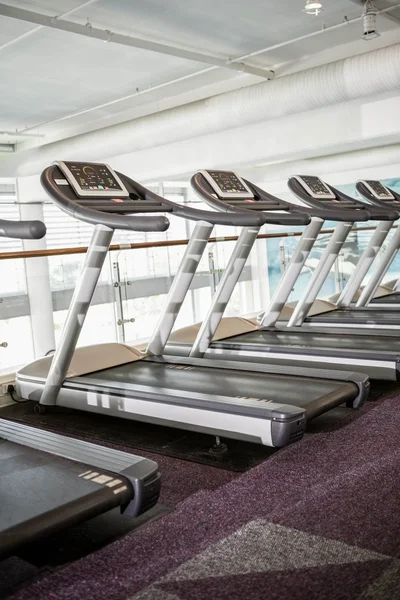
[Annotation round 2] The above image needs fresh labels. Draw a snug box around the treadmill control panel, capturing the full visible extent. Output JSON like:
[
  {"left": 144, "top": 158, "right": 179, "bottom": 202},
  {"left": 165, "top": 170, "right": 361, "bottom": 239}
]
[
  {"left": 56, "top": 161, "right": 129, "bottom": 198},
  {"left": 200, "top": 170, "right": 254, "bottom": 199},
  {"left": 293, "top": 176, "right": 336, "bottom": 200},
  {"left": 359, "top": 180, "right": 395, "bottom": 201}
]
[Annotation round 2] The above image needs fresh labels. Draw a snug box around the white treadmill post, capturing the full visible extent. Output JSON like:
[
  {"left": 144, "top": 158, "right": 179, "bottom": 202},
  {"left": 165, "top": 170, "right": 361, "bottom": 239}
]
[
  {"left": 147, "top": 221, "right": 214, "bottom": 356},
  {"left": 336, "top": 220, "right": 395, "bottom": 307},
  {"left": 40, "top": 225, "right": 114, "bottom": 406},
  {"left": 189, "top": 226, "right": 261, "bottom": 358},
  {"left": 287, "top": 221, "right": 353, "bottom": 327},
  {"left": 260, "top": 218, "right": 324, "bottom": 328},
  {"left": 356, "top": 226, "right": 400, "bottom": 307}
]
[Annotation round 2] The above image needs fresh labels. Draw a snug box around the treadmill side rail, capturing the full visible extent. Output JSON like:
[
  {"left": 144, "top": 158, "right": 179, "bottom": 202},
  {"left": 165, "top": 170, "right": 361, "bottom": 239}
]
[
  {"left": 16, "top": 374, "right": 307, "bottom": 448},
  {"left": 0, "top": 419, "right": 160, "bottom": 517}
]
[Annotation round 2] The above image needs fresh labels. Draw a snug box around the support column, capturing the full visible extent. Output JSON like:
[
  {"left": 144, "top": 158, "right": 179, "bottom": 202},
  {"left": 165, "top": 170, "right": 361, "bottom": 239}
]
[{"left": 17, "top": 178, "right": 55, "bottom": 358}]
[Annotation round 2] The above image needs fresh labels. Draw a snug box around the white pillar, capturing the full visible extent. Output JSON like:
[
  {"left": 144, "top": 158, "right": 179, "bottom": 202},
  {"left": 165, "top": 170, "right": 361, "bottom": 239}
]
[
  {"left": 249, "top": 234, "right": 270, "bottom": 314},
  {"left": 17, "top": 177, "right": 55, "bottom": 358}
]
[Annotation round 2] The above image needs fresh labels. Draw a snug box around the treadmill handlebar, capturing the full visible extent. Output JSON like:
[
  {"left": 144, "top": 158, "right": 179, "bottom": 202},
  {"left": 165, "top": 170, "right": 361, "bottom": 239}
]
[
  {"left": 362, "top": 206, "right": 399, "bottom": 221},
  {"left": 73, "top": 203, "right": 170, "bottom": 232},
  {"left": 191, "top": 173, "right": 311, "bottom": 226},
  {"left": 0, "top": 218, "right": 46, "bottom": 240},
  {"left": 328, "top": 183, "right": 398, "bottom": 222},
  {"left": 243, "top": 180, "right": 309, "bottom": 225},
  {"left": 41, "top": 167, "right": 170, "bottom": 232},
  {"left": 287, "top": 179, "right": 370, "bottom": 222},
  {"left": 356, "top": 181, "right": 400, "bottom": 218},
  {"left": 131, "top": 175, "right": 266, "bottom": 227}
]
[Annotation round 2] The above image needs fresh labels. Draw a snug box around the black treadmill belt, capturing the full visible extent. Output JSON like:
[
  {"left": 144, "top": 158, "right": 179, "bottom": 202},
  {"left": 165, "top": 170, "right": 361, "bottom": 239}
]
[
  {"left": 215, "top": 329, "right": 400, "bottom": 357},
  {"left": 371, "top": 293, "right": 400, "bottom": 305},
  {"left": 86, "top": 359, "right": 358, "bottom": 411},
  {"left": 307, "top": 309, "right": 400, "bottom": 325},
  {"left": 0, "top": 441, "right": 131, "bottom": 559}
]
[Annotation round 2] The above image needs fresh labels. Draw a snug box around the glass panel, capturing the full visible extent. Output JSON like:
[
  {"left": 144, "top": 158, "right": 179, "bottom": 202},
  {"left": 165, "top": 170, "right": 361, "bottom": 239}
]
[
  {"left": 1, "top": 203, "right": 399, "bottom": 375},
  {"left": 0, "top": 256, "right": 34, "bottom": 372},
  {"left": 48, "top": 253, "right": 117, "bottom": 347}
]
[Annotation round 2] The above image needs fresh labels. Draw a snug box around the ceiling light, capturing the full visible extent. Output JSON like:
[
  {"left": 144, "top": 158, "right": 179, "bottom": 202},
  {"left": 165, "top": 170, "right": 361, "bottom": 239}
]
[
  {"left": 303, "top": 1, "right": 323, "bottom": 15},
  {"left": 362, "top": 1, "right": 380, "bottom": 40}
]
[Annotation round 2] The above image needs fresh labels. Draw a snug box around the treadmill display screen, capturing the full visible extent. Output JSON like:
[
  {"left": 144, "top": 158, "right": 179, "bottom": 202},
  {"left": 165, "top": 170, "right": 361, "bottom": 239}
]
[
  {"left": 201, "top": 170, "right": 254, "bottom": 199},
  {"left": 294, "top": 175, "right": 336, "bottom": 200},
  {"left": 361, "top": 180, "right": 395, "bottom": 201},
  {"left": 56, "top": 161, "right": 128, "bottom": 198}
]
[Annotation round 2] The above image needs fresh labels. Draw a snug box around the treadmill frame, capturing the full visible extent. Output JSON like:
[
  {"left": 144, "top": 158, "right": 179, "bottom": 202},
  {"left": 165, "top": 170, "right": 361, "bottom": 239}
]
[
  {"left": 163, "top": 177, "right": 400, "bottom": 379},
  {"left": 15, "top": 167, "right": 372, "bottom": 450}
]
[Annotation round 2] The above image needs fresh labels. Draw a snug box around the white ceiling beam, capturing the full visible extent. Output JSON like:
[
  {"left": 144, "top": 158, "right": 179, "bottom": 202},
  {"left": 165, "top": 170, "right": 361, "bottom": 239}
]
[
  {"left": 348, "top": 0, "right": 400, "bottom": 26},
  {"left": 229, "top": 2, "right": 400, "bottom": 63},
  {"left": 0, "top": 3, "right": 274, "bottom": 79},
  {"left": 0, "top": 0, "right": 99, "bottom": 53}
]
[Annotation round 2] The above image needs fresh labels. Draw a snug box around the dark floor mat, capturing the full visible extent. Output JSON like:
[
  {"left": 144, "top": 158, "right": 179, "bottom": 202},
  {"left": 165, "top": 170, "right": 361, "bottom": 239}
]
[
  {"left": 0, "top": 394, "right": 367, "bottom": 473},
  {"left": 0, "top": 557, "right": 38, "bottom": 599},
  {"left": 0, "top": 503, "right": 168, "bottom": 598},
  {"left": 1, "top": 401, "right": 276, "bottom": 472}
]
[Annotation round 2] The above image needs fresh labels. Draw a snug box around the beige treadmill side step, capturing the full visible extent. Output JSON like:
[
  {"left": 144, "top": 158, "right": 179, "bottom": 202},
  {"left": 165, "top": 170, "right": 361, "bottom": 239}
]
[
  {"left": 374, "top": 282, "right": 397, "bottom": 297},
  {"left": 169, "top": 317, "right": 259, "bottom": 344},
  {"left": 329, "top": 283, "right": 395, "bottom": 304},
  {"left": 279, "top": 299, "right": 335, "bottom": 321},
  {"left": 329, "top": 291, "right": 361, "bottom": 304},
  {"left": 19, "top": 343, "right": 147, "bottom": 379}
]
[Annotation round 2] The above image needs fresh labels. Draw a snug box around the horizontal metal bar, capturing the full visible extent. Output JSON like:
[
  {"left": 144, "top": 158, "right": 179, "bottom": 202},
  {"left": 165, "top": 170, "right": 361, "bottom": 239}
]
[
  {"left": 0, "top": 225, "right": 385, "bottom": 261},
  {"left": 0, "top": 267, "right": 254, "bottom": 319},
  {"left": 229, "top": 3, "right": 400, "bottom": 63},
  {"left": 0, "top": 3, "right": 273, "bottom": 79}
]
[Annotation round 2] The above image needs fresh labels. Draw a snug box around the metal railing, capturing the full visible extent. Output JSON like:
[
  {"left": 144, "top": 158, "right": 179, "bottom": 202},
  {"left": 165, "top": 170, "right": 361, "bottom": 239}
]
[
  {"left": 1, "top": 224, "right": 399, "bottom": 373},
  {"left": 0, "top": 225, "right": 384, "bottom": 261}
]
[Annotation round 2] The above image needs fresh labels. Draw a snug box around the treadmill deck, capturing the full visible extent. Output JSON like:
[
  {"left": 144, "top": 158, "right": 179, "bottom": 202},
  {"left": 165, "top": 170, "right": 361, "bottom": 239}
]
[
  {"left": 306, "top": 308, "right": 400, "bottom": 325},
  {"left": 370, "top": 293, "right": 400, "bottom": 305},
  {"left": 76, "top": 358, "right": 359, "bottom": 415},
  {"left": 212, "top": 329, "right": 400, "bottom": 360}
]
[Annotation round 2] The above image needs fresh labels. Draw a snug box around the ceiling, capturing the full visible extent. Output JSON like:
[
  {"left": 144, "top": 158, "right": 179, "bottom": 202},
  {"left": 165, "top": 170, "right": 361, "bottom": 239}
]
[{"left": 0, "top": 0, "right": 399, "bottom": 150}]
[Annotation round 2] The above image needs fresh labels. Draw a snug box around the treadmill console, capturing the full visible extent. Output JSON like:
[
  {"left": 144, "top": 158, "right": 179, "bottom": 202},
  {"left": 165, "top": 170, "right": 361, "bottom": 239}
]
[
  {"left": 200, "top": 170, "right": 254, "bottom": 200},
  {"left": 44, "top": 161, "right": 169, "bottom": 217},
  {"left": 195, "top": 169, "right": 299, "bottom": 213},
  {"left": 56, "top": 161, "right": 129, "bottom": 198},
  {"left": 358, "top": 180, "right": 395, "bottom": 201},
  {"left": 293, "top": 176, "right": 336, "bottom": 200}
]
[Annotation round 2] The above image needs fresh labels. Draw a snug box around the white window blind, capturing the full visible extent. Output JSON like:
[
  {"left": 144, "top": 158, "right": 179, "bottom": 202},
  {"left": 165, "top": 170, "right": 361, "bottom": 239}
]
[
  {"left": 0, "top": 204, "right": 22, "bottom": 252},
  {"left": 43, "top": 203, "right": 154, "bottom": 248},
  {"left": 43, "top": 204, "right": 94, "bottom": 249},
  {"left": 43, "top": 189, "right": 189, "bottom": 248}
]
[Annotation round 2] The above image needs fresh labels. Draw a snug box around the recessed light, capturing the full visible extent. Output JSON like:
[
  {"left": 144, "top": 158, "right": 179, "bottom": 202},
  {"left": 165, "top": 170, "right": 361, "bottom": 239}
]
[{"left": 303, "top": 1, "right": 323, "bottom": 15}]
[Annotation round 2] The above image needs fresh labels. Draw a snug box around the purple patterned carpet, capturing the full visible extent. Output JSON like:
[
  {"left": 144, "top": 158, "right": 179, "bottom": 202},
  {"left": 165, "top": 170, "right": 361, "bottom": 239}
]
[{"left": 6, "top": 383, "right": 400, "bottom": 600}]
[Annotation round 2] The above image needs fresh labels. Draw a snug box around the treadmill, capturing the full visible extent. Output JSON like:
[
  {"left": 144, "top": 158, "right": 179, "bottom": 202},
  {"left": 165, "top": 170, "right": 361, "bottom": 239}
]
[
  {"left": 344, "top": 179, "right": 400, "bottom": 308},
  {"left": 16, "top": 161, "right": 370, "bottom": 449},
  {"left": 280, "top": 176, "right": 400, "bottom": 330},
  {"left": 166, "top": 169, "right": 400, "bottom": 380},
  {"left": 0, "top": 216, "right": 161, "bottom": 560}
]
